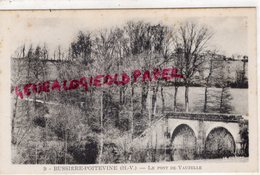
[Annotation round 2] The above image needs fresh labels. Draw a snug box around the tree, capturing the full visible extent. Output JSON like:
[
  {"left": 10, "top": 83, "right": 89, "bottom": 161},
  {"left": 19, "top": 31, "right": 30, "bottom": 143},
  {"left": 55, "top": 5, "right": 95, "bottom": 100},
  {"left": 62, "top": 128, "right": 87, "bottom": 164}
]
[
  {"left": 201, "top": 50, "right": 221, "bottom": 113},
  {"left": 126, "top": 21, "right": 173, "bottom": 115},
  {"left": 234, "top": 56, "right": 248, "bottom": 88},
  {"left": 172, "top": 46, "right": 185, "bottom": 111},
  {"left": 175, "top": 22, "right": 212, "bottom": 112},
  {"left": 71, "top": 31, "right": 92, "bottom": 64},
  {"left": 239, "top": 120, "right": 249, "bottom": 157},
  {"left": 214, "top": 61, "right": 234, "bottom": 113},
  {"left": 92, "top": 29, "right": 121, "bottom": 163}
]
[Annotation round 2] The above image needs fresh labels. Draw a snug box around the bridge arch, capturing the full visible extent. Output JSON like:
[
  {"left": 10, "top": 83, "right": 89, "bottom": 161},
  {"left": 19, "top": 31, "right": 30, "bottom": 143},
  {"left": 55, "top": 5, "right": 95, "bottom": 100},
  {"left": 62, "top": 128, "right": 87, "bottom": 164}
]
[
  {"left": 204, "top": 122, "right": 240, "bottom": 143},
  {"left": 170, "top": 124, "right": 197, "bottom": 160},
  {"left": 204, "top": 127, "right": 236, "bottom": 158},
  {"left": 168, "top": 119, "right": 199, "bottom": 139}
]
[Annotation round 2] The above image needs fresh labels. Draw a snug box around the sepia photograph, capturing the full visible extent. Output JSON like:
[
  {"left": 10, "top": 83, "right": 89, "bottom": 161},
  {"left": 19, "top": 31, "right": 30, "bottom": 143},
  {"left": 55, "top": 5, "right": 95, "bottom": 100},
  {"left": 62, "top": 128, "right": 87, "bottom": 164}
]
[{"left": 0, "top": 8, "right": 258, "bottom": 173}]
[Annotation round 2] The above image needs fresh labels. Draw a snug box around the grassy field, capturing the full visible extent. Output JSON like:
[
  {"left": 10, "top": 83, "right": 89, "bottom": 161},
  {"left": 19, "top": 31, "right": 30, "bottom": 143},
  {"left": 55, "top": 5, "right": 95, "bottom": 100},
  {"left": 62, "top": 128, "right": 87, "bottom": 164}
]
[{"left": 146, "top": 86, "right": 248, "bottom": 116}]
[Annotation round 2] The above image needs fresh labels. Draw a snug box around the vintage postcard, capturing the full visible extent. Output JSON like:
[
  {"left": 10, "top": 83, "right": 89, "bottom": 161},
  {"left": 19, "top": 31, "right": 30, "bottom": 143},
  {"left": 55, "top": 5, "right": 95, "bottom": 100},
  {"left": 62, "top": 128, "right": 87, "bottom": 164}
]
[{"left": 0, "top": 8, "right": 258, "bottom": 174}]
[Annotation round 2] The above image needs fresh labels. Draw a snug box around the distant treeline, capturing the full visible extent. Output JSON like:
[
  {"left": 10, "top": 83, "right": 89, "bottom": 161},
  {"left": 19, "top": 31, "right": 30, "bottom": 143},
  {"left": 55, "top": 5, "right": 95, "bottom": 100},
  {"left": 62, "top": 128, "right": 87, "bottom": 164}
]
[{"left": 165, "top": 80, "right": 248, "bottom": 89}]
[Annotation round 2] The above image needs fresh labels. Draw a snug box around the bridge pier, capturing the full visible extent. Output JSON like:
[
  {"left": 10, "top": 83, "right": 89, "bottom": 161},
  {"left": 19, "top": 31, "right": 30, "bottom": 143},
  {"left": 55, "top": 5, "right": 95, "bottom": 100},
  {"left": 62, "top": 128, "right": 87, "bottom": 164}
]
[{"left": 196, "top": 120, "right": 206, "bottom": 157}]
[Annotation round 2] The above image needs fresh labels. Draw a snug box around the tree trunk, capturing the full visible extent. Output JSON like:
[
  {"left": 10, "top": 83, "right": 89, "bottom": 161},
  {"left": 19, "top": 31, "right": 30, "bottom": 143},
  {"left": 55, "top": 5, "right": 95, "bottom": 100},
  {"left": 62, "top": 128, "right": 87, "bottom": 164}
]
[
  {"left": 164, "top": 116, "right": 169, "bottom": 161},
  {"left": 64, "top": 128, "right": 67, "bottom": 164},
  {"left": 130, "top": 85, "right": 134, "bottom": 141},
  {"left": 161, "top": 86, "right": 165, "bottom": 114},
  {"left": 185, "top": 85, "right": 189, "bottom": 112},
  {"left": 44, "top": 115, "right": 48, "bottom": 164},
  {"left": 204, "top": 59, "right": 213, "bottom": 113},
  {"left": 151, "top": 82, "right": 159, "bottom": 120},
  {"left": 42, "top": 62, "right": 48, "bottom": 164},
  {"left": 220, "top": 87, "right": 224, "bottom": 113},
  {"left": 203, "top": 87, "right": 208, "bottom": 112},
  {"left": 122, "top": 87, "right": 126, "bottom": 104},
  {"left": 141, "top": 83, "right": 149, "bottom": 114},
  {"left": 119, "top": 87, "right": 123, "bottom": 105},
  {"left": 12, "top": 95, "right": 18, "bottom": 145},
  {"left": 173, "top": 86, "right": 178, "bottom": 112},
  {"left": 153, "top": 132, "right": 158, "bottom": 162},
  {"left": 98, "top": 91, "right": 104, "bottom": 164}
]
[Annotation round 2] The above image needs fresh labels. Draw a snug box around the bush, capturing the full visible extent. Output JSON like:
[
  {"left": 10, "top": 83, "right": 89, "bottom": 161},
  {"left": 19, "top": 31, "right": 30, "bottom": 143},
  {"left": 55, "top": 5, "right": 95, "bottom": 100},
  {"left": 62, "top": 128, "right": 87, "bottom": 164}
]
[
  {"left": 68, "top": 136, "right": 99, "bottom": 164},
  {"left": 102, "top": 142, "right": 121, "bottom": 163}
]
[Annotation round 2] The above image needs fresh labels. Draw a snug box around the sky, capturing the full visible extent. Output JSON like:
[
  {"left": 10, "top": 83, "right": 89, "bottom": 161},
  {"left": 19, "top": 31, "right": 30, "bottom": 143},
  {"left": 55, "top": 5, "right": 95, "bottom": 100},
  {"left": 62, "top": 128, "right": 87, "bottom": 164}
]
[{"left": 4, "top": 10, "right": 248, "bottom": 57}]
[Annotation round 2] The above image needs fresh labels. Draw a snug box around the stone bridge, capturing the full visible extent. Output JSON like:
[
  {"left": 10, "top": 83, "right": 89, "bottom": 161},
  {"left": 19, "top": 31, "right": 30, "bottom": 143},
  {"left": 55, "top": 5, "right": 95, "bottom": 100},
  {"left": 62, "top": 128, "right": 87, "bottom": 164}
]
[{"left": 132, "top": 112, "right": 247, "bottom": 161}]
